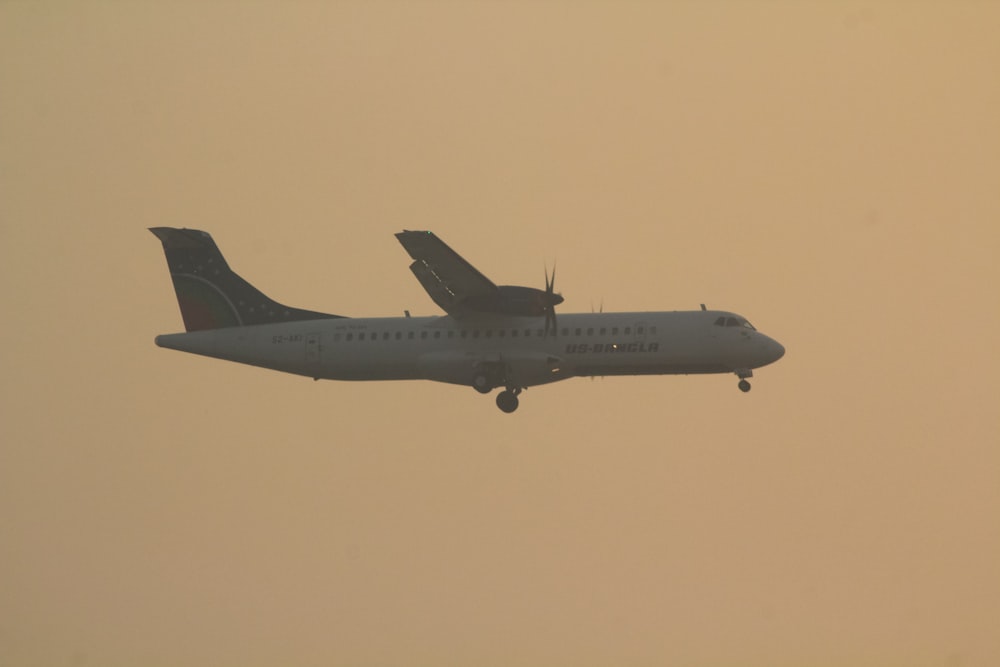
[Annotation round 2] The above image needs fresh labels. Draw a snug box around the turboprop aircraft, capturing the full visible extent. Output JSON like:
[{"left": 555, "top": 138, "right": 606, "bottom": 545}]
[{"left": 150, "top": 228, "right": 785, "bottom": 413}]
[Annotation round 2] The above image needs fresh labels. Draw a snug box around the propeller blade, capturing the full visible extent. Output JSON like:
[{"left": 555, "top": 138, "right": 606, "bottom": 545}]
[{"left": 543, "top": 263, "right": 559, "bottom": 337}]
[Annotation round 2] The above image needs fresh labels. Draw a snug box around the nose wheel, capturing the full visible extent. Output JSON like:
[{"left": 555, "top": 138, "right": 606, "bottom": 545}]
[
  {"left": 496, "top": 387, "right": 522, "bottom": 413},
  {"left": 735, "top": 369, "right": 753, "bottom": 393}
]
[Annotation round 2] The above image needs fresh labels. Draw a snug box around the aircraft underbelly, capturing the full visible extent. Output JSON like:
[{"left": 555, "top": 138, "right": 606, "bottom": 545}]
[{"left": 413, "top": 349, "right": 568, "bottom": 388}]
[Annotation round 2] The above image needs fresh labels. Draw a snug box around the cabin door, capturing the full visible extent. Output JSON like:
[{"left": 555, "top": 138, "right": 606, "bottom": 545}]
[{"left": 305, "top": 332, "right": 321, "bottom": 367}]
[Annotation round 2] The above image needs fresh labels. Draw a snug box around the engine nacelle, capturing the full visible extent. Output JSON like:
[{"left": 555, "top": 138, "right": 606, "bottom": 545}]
[{"left": 462, "top": 285, "right": 563, "bottom": 317}]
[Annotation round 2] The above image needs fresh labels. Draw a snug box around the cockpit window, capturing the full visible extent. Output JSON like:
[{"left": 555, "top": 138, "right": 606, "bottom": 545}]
[{"left": 715, "top": 315, "right": 756, "bottom": 330}]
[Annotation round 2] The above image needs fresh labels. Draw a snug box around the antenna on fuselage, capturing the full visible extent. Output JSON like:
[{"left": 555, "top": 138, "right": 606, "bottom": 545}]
[
  {"left": 404, "top": 310, "right": 411, "bottom": 318},
  {"left": 700, "top": 303, "right": 707, "bottom": 311}
]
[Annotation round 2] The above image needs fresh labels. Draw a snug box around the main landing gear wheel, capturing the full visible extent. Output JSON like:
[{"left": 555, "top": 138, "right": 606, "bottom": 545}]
[
  {"left": 496, "top": 388, "right": 521, "bottom": 413},
  {"left": 738, "top": 379, "right": 752, "bottom": 393},
  {"left": 472, "top": 372, "right": 493, "bottom": 394}
]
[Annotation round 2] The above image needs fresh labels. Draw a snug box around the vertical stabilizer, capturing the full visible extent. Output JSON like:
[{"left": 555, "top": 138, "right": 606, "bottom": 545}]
[{"left": 150, "top": 227, "right": 343, "bottom": 331}]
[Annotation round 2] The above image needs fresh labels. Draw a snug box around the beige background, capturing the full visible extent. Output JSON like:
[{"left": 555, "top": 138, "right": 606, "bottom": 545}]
[{"left": 2, "top": 2, "right": 998, "bottom": 666}]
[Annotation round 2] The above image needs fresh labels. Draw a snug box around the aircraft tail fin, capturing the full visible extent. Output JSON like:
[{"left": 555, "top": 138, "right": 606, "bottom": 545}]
[{"left": 150, "top": 227, "right": 344, "bottom": 331}]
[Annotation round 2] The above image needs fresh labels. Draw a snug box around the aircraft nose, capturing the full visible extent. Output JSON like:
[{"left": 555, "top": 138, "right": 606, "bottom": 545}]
[
  {"left": 754, "top": 335, "right": 785, "bottom": 366},
  {"left": 767, "top": 337, "right": 785, "bottom": 363}
]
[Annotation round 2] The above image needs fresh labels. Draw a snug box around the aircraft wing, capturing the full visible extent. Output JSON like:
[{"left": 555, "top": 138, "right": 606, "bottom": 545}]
[{"left": 395, "top": 230, "right": 498, "bottom": 315}]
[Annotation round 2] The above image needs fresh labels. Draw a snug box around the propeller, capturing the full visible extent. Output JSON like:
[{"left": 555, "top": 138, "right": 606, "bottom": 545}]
[{"left": 543, "top": 264, "right": 563, "bottom": 337}]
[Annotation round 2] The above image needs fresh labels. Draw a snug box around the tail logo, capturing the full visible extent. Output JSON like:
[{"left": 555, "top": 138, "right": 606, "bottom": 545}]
[
  {"left": 170, "top": 273, "right": 242, "bottom": 330},
  {"left": 151, "top": 227, "right": 343, "bottom": 332}
]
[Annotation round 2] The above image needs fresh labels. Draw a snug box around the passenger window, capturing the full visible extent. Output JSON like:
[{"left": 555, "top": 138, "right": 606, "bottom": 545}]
[
  {"left": 395, "top": 332, "right": 402, "bottom": 340},
  {"left": 498, "top": 330, "right": 505, "bottom": 337},
  {"left": 408, "top": 332, "right": 415, "bottom": 340},
  {"left": 460, "top": 330, "right": 468, "bottom": 339},
  {"left": 485, "top": 330, "right": 493, "bottom": 338},
  {"left": 434, "top": 331, "right": 441, "bottom": 339},
  {"left": 511, "top": 330, "right": 518, "bottom": 338},
  {"left": 473, "top": 330, "right": 480, "bottom": 338},
  {"left": 625, "top": 327, "right": 631, "bottom": 335},
  {"left": 334, "top": 333, "right": 342, "bottom": 342},
  {"left": 537, "top": 329, "right": 544, "bottom": 337},
  {"left": 359, "top": 333, "right": 365, "bottom": 341},
  {"left": 447, "top": 330, "right": 455, "bottom": 338},
  {"left": 523, "top": 329, "right": 531, "bottom": 337},
  {"left": 612, "top": 327, "right": 619, "bottom": 335},
  {"left": 383, "top": 332, "right": 390, "bottom": 340},
  {"left": 575, "top": 328, "right": 582, "bottom": 336},
  {"left": 346, "top": 333, "right": 354, "bottom": 341},
  {"left": 421, "top": 331, "right": 428, "bottom": 339},
  {"left": 587, "top": 328, "right": 594, "bottom": 336}
]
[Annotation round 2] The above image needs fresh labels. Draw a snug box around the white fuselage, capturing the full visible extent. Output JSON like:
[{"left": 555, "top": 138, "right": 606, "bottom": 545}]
[{"left": 155, "top": 309, "right": 785, "bottom": 389}]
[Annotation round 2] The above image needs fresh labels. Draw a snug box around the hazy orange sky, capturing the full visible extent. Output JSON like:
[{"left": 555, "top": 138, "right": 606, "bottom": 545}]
[{"left": 2, "top": 2, "right": 998, "bottom": 666}]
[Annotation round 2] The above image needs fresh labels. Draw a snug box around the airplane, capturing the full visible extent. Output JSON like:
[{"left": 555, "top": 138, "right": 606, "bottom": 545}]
[{"left": 150, "top": 228, "right": 785, "bottom": 413}]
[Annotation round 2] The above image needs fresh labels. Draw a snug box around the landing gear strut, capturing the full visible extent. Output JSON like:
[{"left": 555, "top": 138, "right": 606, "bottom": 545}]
[
  {"left": 736, "top": 369, "right": 753, "bottom": 393},
  {"left": 496, "top": 387, "right": 521, "bottom": 413},
  {"left": 472, "top": 363, "right": 523, "bottom": 412}
]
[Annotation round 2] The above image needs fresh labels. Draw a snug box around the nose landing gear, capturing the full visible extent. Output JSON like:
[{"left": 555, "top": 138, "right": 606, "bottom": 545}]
[{"left": 735, "top": 369, "right": 753, "bottom": 393}]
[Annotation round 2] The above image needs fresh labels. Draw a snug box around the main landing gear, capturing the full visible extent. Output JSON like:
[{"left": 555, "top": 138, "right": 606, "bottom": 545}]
[
  {"left": 471, "top": 376, "right": 522, "bottom": 413},
  {"left": 735, "top": 368, "right": 753, "bottom": 393},
  {"left": 472, "top": 365, "right": 524, "bottom": 413},
  {"left": 472, "top": 372, "right": 493, "bottom": 394},
  {"left": 495, "top": 387, "right": 521, "bottom": 413}
]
